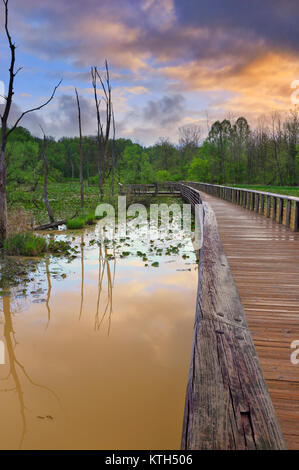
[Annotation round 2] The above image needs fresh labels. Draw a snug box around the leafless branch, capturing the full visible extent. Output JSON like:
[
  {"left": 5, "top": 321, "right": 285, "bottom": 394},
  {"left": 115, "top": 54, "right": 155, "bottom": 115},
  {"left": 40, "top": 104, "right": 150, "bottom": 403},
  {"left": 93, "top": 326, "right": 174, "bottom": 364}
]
[{"left": 6, "top": 79, "right": 62, "bottom": 138}]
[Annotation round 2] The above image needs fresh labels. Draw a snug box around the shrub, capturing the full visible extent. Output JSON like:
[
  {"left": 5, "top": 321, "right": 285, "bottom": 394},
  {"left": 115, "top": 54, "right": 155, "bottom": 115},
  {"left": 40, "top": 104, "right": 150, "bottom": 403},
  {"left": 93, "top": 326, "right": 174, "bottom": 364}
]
[
  {"left": 88, "top": 175, "right": 98, "bottom": 186},
  {"left": 4, "top": 233, "right": 47, "bottom": 256},
  {"left": 85, "top": 211, "right": 96, "bottom": 225},
  {"left": 66, "top": 217, "right": 85, "bottom": 229}
]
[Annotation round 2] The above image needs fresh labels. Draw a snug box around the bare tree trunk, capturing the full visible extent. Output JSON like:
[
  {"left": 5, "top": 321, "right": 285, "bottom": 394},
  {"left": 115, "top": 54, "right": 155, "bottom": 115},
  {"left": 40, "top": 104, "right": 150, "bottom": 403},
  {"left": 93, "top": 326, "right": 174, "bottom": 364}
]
[
  {"left": 91, "top": 67, "right": 103, "bottom": 199},
  {"left": 111, "top": 106, "right": 116, "bottom": 196},
  {"left": 75, "top": 88, "right": 84, "bottom": 208},
  {"left": 0, "top": 149, "right": 8, "bottom": 242},
  {"left": 40, "top": 130, "right": 54, "bottom": 223},
  {"left": 0, "top": 0, "right": 61, "bottom": 242},
  {"left": 91, "top": 61, "right": 113, "bottom": 200}
]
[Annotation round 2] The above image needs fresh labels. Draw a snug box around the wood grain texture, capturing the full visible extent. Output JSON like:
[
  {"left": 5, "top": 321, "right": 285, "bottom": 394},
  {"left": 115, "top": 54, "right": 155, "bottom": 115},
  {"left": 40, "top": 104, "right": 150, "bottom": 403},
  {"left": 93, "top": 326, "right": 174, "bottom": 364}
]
[
  {"left": 199, "top": 192, "right": 299, "bottom": 450},
  {"left": 189, "top": 182, "right": 299, "bottom": 232},
  {"left": 181, "top": 200, "right": 286, "bottom": 450}
]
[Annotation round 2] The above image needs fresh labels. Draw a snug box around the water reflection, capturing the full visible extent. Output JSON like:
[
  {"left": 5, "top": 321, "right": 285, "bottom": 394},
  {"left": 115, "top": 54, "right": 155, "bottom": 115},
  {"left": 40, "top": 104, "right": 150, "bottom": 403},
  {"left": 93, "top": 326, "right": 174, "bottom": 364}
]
[
  {"left": 94, "top": 244, "right": 115, "bottom": 335},
  {"left": 79, "top": 234, "right": 84, "bottom": 320},
  {"left": 0, "top": 225, "right": 197, "bottom": 449},
  {"left": 45, "top": 258, "right": 52, "bottom": 331},
  {"left": 1, "top": 292, "right": 61, "bottom": 449}
]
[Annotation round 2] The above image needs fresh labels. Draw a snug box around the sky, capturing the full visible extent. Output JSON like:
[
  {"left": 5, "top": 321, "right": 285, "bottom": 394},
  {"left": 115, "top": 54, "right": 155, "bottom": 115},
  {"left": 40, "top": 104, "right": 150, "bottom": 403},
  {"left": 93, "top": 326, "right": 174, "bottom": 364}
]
[{"left": 0, "top": 0, "right": 298, "bottom": 145}]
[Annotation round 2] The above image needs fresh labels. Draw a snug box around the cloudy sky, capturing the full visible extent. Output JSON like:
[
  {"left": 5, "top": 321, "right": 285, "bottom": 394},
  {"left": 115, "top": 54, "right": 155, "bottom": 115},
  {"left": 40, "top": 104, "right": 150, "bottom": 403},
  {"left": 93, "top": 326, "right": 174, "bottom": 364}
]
[{"left": 0, "top": 0, "right": 298, "bottom": 144}]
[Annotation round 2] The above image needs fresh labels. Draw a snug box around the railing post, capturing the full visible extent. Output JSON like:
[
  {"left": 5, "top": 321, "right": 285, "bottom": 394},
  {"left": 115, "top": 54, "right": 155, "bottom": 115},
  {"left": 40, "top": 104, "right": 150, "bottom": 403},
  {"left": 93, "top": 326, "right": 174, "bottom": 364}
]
[
  {"left": 294, "top": 201, "right": 299, "bottom": 232},
  {"left": 251, "top": 193, "right": 255, "bottom": 211},
  {"left": 266, "top": 196, "right": 271, "bottom": 218},
  {"left": 247, "top": 192, "right": 251, "bottom": 209},
  {"left": 256, "top": 194, "right": 260, "bottom": 213},
  {"left": 187, "top": 183, "right": 298, "bottom": 232},
  {"left": 278, "top": 198, "right": 283, "bottom": 225},
  {"left": 260, "top": 194, "right": 265, "bottom": 215},
  {"left": 286, "top": 200, "right": 291, "bottom": 228},
  {"left": 272, "top": 197, "right": 277, "bottom": 222}
]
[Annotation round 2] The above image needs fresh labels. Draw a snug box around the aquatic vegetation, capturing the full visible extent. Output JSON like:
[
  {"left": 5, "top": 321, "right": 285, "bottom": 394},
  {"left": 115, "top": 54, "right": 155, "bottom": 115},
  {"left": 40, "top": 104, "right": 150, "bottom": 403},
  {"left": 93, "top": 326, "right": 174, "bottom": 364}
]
[
  {"left": 122, "top": 251, "right": 130, "bottom": 257},
  {"left": 4, "top": 232, "right": 47, "bottom": 257},
  {"left": 3, "top": 233, "right": 72, "bottom": 258},
  {"left": 48, "top": 239, "right": 71, "bottom": 254},
  {"left": 0, "top": 257, "right": 39, "bottom": 288},
  {"left": 66, "top": 217, "right": 85, "bottom": 229},
  {"left": 85, "top": 212, "right": 96, "bottom": 225}
]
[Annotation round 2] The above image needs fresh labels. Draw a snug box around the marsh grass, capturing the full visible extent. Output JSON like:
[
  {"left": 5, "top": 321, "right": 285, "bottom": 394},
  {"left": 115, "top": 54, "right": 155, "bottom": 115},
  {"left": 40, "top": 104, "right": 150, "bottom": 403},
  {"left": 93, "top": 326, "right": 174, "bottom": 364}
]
[
  {"left": 3, "top": 233, "right": 71, "bottom": 257},
  {"left": 66, "top": 217, "right": 86, "bottom": 230},
  {"left": 4, "top": 233, "right": 47, "bottom": 257},
  {"left": 84, "top": 212, "right": 96, "bottom": 225}
]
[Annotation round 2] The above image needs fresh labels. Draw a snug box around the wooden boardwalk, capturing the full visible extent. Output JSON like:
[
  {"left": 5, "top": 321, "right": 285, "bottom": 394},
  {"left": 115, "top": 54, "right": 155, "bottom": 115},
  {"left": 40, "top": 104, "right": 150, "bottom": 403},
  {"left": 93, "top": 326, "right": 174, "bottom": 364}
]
[{"left": 200, "top": 191, "right": 299, "bottom": 450}]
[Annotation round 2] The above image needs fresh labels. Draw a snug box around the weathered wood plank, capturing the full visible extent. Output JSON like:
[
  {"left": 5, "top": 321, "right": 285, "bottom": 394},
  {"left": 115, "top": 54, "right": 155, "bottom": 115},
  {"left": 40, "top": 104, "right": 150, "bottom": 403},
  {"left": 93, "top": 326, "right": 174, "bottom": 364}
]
[
  {"left": 199, "top": 192, "right": 299, "bottom": 450},
  {"left": 189, "top": 182, "right": 299, "bottom": 231},
  {"left": 181, "top": 201, "right": 286, "bottom": 450}
]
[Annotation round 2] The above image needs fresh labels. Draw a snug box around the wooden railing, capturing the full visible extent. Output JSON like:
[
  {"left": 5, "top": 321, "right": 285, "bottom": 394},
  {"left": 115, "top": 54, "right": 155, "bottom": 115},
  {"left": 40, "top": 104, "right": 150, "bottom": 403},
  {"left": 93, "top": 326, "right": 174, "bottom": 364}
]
[
  {"left": 118, "top": 182, "right": 180, "bottom": 195},
  {"left": 121, "top": 182, "right": 287, "bottom": 449},
  {"left": 187, "top": 182, "right": 299, "bottom": 232}
]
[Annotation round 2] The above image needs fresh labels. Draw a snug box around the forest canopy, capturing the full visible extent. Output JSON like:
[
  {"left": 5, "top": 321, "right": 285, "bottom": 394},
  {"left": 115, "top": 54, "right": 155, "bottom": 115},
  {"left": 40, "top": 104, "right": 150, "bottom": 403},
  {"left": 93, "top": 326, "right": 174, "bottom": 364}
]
[{"left": 3, "top": 111, "right": 298, "bottom": 191}]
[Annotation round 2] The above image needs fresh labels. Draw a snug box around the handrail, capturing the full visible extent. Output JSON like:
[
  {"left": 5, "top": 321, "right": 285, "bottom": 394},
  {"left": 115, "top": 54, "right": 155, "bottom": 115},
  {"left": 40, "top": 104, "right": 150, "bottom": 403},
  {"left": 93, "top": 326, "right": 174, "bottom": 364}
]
[
  {"left": 121, "top": 182, "right": 286, "bottom": 449},
  {"left": 187, "top": 182, "right": 299, "bottom": 232},
  {"left": 188, "top": 182, "right": 299, "bottom": 202},
  {"left": 118, "top": 182, "right": 180, "bottom": 195}
]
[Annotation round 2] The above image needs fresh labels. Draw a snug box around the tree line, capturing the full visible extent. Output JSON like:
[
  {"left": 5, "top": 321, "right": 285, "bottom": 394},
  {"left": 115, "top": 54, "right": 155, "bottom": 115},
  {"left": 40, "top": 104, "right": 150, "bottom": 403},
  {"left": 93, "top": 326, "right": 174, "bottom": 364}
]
[
  {"left": 5, "top": 110, "right": 298, "bottom": 191},
  {"left": 0, "top": 0, "right": 298, "bottom": 243}
]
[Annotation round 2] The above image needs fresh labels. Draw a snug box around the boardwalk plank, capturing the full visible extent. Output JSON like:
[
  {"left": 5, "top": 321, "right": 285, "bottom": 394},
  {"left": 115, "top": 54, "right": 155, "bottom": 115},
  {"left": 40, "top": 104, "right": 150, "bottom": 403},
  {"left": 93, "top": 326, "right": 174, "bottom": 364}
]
[
  {"left": 181, "top": 201, "right": 285, "bottom": 450},
  {"left": 200, "top": 192, "right": 299, "bottom": 450}
]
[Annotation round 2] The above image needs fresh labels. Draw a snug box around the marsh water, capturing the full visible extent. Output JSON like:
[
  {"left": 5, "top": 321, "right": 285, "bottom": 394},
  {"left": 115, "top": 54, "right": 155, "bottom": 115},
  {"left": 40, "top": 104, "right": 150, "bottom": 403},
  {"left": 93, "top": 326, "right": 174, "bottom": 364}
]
[{"left": 0, "top": 222, "right": 197, "bottom": 450}]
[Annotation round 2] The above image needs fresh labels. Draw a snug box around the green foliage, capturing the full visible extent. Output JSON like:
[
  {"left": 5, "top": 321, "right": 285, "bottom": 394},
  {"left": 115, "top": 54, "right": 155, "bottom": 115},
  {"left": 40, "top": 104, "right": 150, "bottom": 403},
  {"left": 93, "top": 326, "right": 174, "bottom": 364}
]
[
  {"left": 121, "top": 144, "right": 155, "bottom": 184},
  {"left": 48, "top": 239, "right": 71, "bottom": 254},
  {"left": 188, "top": 157, "right": 210, "bottom": 182},
  {"left": 88, "top": 175, "right": 98, "bottom": 185},
  {"left": 85, "top": 211, "right": 96, "bottom": 225},
  {"left": 4, "top": 114, "right": 299, "bottom": 232},
  {"left": 151, "top": 262, "right": 159, "bottom": 267},
  {"left": 66, "top": 217, "right": 85, "bottom": 229},
  {"left": 156, "top": 170, "right": 171, "bottom": 182},
  {"left": 4, "top": 232, "right": 47, "bottom": 256}
]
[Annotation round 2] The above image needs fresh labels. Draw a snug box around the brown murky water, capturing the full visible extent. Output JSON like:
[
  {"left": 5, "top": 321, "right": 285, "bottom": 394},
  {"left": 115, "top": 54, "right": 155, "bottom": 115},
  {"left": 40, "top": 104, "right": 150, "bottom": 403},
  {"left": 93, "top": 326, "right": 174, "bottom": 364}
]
[{"left": 0, "top": 224, "right": 197, "bottom": 449}]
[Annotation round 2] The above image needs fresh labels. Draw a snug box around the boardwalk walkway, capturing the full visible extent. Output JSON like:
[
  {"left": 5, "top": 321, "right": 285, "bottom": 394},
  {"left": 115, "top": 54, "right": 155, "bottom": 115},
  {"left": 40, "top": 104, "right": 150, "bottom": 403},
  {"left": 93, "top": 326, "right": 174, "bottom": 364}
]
[{"left": 200, "top": 191, "right": 299, "bottom": 449}]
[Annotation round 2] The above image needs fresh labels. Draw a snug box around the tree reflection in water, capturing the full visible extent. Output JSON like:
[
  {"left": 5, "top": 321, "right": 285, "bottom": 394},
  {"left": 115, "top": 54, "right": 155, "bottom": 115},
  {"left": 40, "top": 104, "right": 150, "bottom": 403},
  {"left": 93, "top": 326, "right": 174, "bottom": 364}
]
[
  {"left": 0, "top": 292, "right": 61, "bottom": 449},
  {"left": 94, "top": 243, "right": 115, "bottom": 335}
]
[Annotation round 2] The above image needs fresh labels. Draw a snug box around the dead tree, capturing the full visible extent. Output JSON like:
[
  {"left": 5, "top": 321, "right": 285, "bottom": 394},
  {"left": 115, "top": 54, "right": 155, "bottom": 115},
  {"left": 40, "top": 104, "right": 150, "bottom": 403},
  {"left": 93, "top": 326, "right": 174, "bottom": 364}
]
[
  {"left": 39, "top": 126, "right": 54, "bottom": 224},
  {"left": 0, "top": 0, "right": 61, "bottom": 241},
  {"left": 111, "top": 105, "right": 116, "bottom": 195},
  {"left": 91, "top": 66, "right": 103, "bottom": 198},
  {"left": 75, "top": 88, "right": 84, "bottom": 208},
  {"left": 91, "top": 60, "right": 113, "bottom": 199}
]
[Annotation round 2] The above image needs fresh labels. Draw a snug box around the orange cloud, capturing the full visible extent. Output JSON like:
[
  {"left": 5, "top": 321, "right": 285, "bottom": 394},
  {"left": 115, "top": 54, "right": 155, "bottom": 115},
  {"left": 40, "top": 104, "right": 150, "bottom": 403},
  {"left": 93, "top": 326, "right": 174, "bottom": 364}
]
[{"left": 160, "top": 52, "right": 299, "bottom": 116}]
